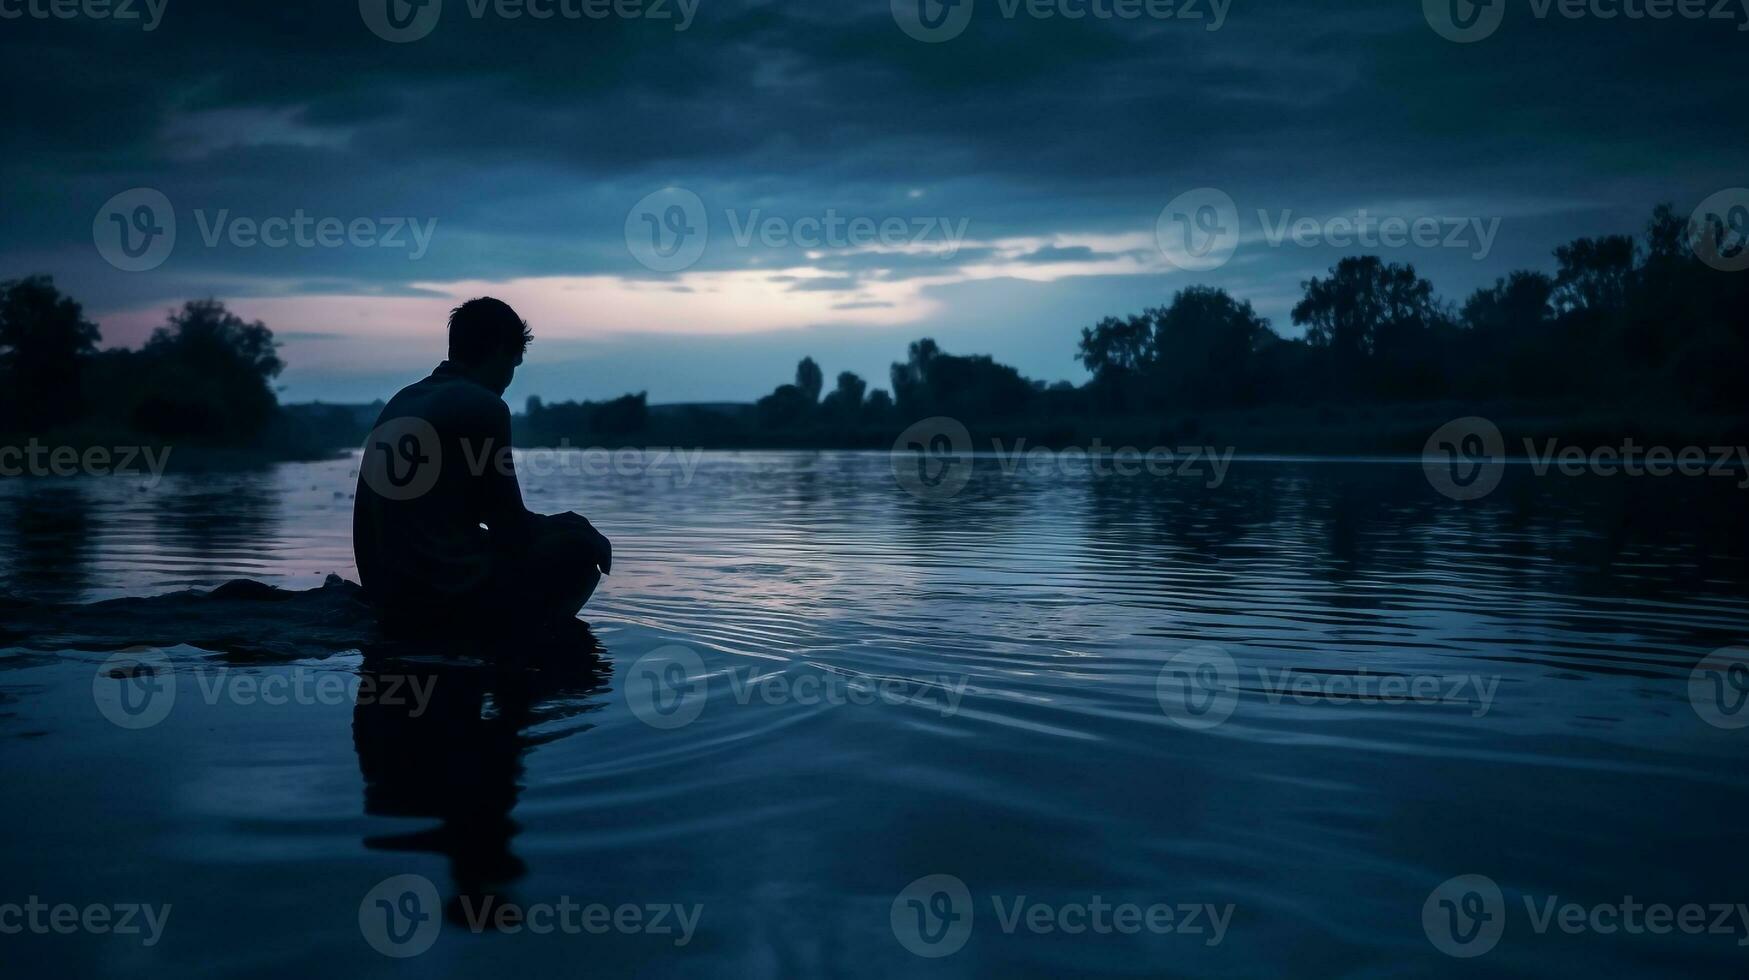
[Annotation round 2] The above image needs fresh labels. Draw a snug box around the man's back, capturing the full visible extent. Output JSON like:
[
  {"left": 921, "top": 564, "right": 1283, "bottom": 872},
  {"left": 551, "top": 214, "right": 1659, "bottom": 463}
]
[{"left": 353, "top": 363, "right": 530, "bottom": 612}]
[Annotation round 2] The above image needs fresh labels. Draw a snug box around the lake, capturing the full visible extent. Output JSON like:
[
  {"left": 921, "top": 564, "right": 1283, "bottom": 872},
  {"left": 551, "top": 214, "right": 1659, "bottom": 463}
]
[{"left": 2, "top": 451, "right": 1747, "bottom": 977}]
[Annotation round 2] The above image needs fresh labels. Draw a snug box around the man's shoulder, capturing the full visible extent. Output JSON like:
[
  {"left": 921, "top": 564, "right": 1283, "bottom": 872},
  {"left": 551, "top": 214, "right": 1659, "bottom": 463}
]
[
  {"left": 381, "top": 371, "right": 507, "bottom": 423},
  {"left": 368, "top": 374, "right": 508, "bottom": 449}
]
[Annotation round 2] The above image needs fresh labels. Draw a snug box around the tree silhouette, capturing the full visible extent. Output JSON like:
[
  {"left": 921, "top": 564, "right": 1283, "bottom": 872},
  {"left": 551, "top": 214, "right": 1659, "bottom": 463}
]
[
  {"left": 1293, "top": 257, "right": 1450, "bottom": 398},
  {"left": 891, "top": 338, "right": 1033, "bottom": 418},
  {"left": 1077, "top": 311, "right": 1154, "bottom": 377},
  {"left": 128, "top": 300, "right": 285, "bottom": 439},
  {"left": 756, "top": 357, "right": 823, "bottom": 428},
  {"left": 0, "top": 275, "right": 101, "bottom": 431},
  {"left": 795, "top": 356, "right": 824, "bottom": 403},
  {"left": 1293, "top": 257, "right": 1442, "bottom": 360},
  {"left": 820, "top": 371, "right": 866, "bottom": 419},
  {"left": 1078, "top": 286, "right": 1275, "bottom": 410},
  {"left": 1458, "top": 271, "right": 1556, "bottom": 397},
  {"left": 1552, "top": 235, "right": 1635, "bottom": 314}
]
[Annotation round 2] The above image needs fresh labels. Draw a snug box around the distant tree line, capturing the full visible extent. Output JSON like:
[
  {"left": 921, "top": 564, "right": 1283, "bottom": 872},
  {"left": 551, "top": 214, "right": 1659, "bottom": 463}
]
[
  {"left": 522, "top": 392, "right": 650, "bottom": 442},
  {"left": 1070, "top": 205, "right": 1745, "bottom": 416},
  {"left": 5, "top": 204, "right": 1742, "bottom": 456},
  {"left": 702, "top": 203, "right": 1745, "bottom": 446},
  {"left": 0, "top": 277, "right": 288, "bottom": 446}
]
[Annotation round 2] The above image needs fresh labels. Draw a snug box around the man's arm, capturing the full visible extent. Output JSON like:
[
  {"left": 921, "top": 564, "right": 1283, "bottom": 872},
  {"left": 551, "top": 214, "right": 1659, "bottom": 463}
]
[
  {"left": 478, "top": 400, "right": 536, "bottom": 550},
  {"left": 475, "top": 398, "right": 611, "bottom": 573},
  {"left": 550, "top": 511, "right": 612, "bottom": 575}
]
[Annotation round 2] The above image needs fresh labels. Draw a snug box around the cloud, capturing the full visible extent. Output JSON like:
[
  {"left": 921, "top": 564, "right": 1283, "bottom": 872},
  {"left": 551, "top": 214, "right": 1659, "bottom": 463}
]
[{"left": 3, "top": 0, "right": 1736, "bottom": 402}]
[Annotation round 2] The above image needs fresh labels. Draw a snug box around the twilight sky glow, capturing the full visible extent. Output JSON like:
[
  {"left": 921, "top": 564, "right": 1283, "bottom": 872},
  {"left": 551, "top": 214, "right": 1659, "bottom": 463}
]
[{"left": 3, "top": 0, "right": 1742, "bottom": 405}]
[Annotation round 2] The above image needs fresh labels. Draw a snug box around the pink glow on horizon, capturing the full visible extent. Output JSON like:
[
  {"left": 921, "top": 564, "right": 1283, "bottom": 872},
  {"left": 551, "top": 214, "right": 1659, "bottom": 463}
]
[{"left": 94, "top": 270, "right": 955, "bottom": 373}]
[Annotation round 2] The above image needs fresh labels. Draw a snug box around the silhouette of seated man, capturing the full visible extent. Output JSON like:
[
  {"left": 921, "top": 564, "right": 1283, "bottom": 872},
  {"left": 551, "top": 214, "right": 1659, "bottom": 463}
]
[{"left": 353, "top": 297, "right": 610, "bottom": 636}]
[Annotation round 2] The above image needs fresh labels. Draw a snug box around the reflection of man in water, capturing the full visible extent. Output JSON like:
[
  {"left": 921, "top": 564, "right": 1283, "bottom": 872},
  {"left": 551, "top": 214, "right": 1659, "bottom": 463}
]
[
  {"left": 352, "top": 650, "right": 609, "bottom": 921},
  {"left": 353, "top": 297, "right": 611, "bottom": 634},
  {"left": 354, "top": 663, "right": 527, "bottom": 899}
]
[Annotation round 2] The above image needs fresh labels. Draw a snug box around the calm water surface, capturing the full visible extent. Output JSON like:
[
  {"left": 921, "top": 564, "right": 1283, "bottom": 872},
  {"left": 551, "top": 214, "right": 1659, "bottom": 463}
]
[{"left": 2, "top": 452, "right": 1747, "bottom": 977}]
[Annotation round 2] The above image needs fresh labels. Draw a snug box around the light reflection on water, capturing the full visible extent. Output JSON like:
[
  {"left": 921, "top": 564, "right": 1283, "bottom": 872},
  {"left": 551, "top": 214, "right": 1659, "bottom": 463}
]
[{"left": 1, "top": 451, "right": 1747, "bottom": 978}]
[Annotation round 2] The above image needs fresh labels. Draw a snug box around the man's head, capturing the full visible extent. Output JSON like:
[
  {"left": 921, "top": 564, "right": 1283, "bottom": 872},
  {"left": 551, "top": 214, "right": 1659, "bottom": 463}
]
[{"left": 448, "top": 297, "right": 531, "bottom": 395}]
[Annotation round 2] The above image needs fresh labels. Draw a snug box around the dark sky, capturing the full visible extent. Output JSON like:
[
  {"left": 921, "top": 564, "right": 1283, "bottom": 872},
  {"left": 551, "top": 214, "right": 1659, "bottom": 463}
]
[{"left": 2, "top": 0, "right": 1742, "bottom": 404}]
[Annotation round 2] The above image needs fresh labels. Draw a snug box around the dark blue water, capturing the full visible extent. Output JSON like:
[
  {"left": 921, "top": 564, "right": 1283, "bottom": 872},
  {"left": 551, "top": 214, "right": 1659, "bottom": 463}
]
[{"left": 2, "top": 452, "right": 1747, "bottom": 977}]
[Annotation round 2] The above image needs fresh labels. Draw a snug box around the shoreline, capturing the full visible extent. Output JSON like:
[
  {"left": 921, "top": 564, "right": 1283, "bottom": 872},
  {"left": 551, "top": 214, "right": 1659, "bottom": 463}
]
[{"left": 8, "top": 406, "right": 1748, "bottom": 478}]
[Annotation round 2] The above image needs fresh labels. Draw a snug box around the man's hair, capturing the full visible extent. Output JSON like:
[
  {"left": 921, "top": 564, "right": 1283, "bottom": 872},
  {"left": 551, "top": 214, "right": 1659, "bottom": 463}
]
[{"left": 448, "top": 297, "right": 532, "bottom": 363}]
